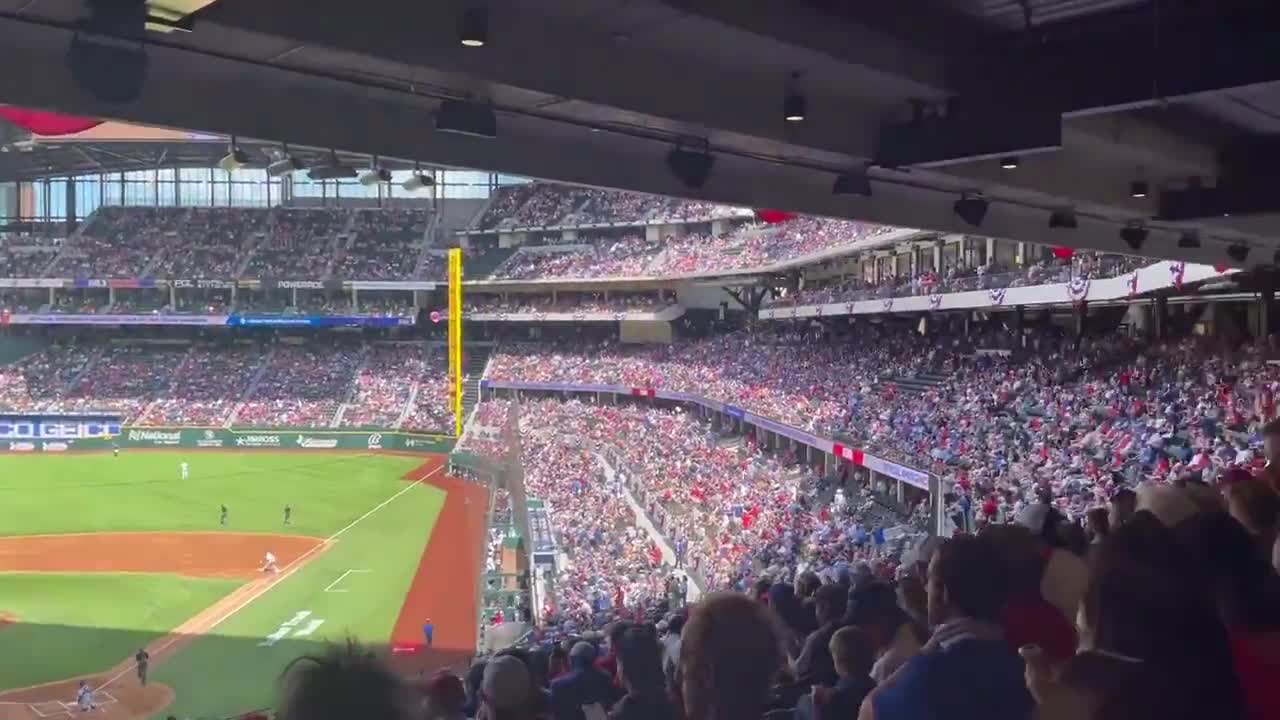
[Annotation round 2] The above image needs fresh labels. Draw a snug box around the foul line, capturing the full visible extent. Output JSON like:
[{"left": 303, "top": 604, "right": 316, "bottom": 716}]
[
  {"left": 323, "top": 569, "right": 372, "bottom": 593},
  {"left": 96, "top": 467, "right": 442, "bottom": 691}
]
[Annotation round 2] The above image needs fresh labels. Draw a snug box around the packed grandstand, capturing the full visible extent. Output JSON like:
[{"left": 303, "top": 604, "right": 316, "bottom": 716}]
[{"left": 3, "top": 178, "right": 1279, "bottom": 720}]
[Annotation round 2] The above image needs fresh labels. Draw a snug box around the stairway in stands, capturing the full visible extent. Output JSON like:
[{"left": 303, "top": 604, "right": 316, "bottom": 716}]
[
  {"left": 889, "top": 371, "right": 949, "bottom": 396},
  {"left": 461, "top": 345, "right": 493, "bottom": 419}
]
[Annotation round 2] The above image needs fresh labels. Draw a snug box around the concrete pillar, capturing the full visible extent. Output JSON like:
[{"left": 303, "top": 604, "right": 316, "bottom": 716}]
[
  {"left": 291, "top": 287, "right": 298, "bottom": 307},
  {"left": 169, "top": 285, "right": 176, "bottom": 310},
  {"left": 108, "top": 287, "right": 116, "bottom": 306},
  {"left": 352, "top": 287, "right": 359, "bottom": 312},
  {"left": 1075, "top": 301, "right": 1087, "bottom": 338},
  {"left": 1155, "top": 295, "right": 1169, "bottom": 339},
  {"left": 896, "top": 479, "right": 905, "bottom": 504}
]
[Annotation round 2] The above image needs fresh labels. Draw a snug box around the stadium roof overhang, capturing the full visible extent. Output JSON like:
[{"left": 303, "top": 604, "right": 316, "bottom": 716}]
[{"left": 1, "top": 0, "right": 1279, "bottom": 268}]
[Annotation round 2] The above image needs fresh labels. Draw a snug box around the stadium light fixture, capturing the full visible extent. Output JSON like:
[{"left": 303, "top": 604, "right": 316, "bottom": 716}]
[
  {"left": 266, "top": 145, "right": 305, "bottom": 178},
  {"left": 460, "top": 7, "right": 488, "bottom": 47},
  {"left": 217, "top": 137, "right": 249, "bottom": 173},
  {"left": 1000, "top": 156, "right": 1019, "bottom": 170},
  {"left": 307, "top": 151, "right": 357, "bottom": 180},
  {"left": 1130, "top": 180, "right": 1148, "bottom": 199},
  {"left": 666, "top": 139, "right": 714, "bottom": 190},
  {"left": 402, "top": 168, "right": 435, "bottom": 193},
  {"left": 953, "top": 194, "right": 988, "bottom": 228},
  {"left": 358, "top": 168, "right": 393, "bottom": 187},
  {"left": 1226, "top": 243, "right": 1250, "bottom": 263},
  {"left": 1120, "top": 223, "right": 1147, "bottom": 251},
  {"left": 832, "top": 170, "right": 871, "bottom": 197},
  {"left": 1048, "top": 209, "right": 1077, "bottom": 229},
  {"left": 783, "top": 72, "right": 805, "bottom": 122},
  {"left": 436, "top": 99, "right": 497, "bottom": 139}
]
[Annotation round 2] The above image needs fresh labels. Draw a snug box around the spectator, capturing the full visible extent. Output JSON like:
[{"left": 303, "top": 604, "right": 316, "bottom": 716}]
[
  {"left": 861, "top": 536, "right": 1032, "bottom": 720},
  {"left": 800, "top": 626, "right": 876, "bottom": 720},
  {"left": 277, "top": 640, "right": 414, "bottom": 720},
  {"left": 1221, "top": 477, "right": 1280, "bottom": 572},
  {"left": 481, "top": 655, "right": 537, "bottom": 720},
  {"left": 611, "top": 627, "right": 676, "bottom": 720},
  {"left": 794, "top": 583, "right": 848, "bottom": 687},
  {"left": 844, "top": 583, "right": 921, "bottom": 684},
  {"left": 423, "top": 671, "right": 468, "bottom": 720},
  {"left": 1180, "top": 510, "right": 1280, "bottom": 720},
  {"left": 661, "top": 614, "right": 684, "bottom": 690},
  {"left": 679, "top": 593, "right": 785, "bottom": 720},
  {"left": 550, "top": 642, "right": 618, "bottom": 720},
  {"left": 1109, "top": 488, "right": 1138, "bottom": 529},
  {"left": 1029, "top": 513, "right": 1245, "bottom": 720}
]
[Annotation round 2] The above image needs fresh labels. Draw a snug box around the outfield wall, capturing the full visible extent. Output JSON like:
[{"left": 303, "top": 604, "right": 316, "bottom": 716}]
[{"left": 0, "top": 427, "right": 454, "bottom": 454}]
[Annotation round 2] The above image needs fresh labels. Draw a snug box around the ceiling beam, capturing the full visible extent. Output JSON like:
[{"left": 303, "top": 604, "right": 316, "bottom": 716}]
[
  {"left": 655, "top": 0, "right": 951, "bottom": 94},
  {"left": 199, "top": 0, "right": 887, "bottom": 159},
  {"left": 954, "top": 0, "right": 1280, "bottom": 115},
  {"left": 0, "top": 13, "right": 1269, "bottom": 264}
]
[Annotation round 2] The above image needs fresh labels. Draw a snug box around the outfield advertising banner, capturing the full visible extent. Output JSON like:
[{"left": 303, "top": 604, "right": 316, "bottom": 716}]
[{"left": 0, "top": 427, "right": 453, "bottom": 454}]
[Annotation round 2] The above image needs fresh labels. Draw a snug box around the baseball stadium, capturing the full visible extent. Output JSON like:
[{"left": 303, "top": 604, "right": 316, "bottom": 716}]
[{"left": 3, "top": 2, "right": 1280, "bottom": 720}]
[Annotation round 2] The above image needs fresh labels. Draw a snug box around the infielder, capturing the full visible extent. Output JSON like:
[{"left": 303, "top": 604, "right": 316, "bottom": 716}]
[
  {"left": 76, "top": 681, "right": 95, "bottom": 712},
  {"left": 262, "top": 551, "right": 279, "bottom": 573},
  {"left": 180, "top": 462, "right": 189, "bottom": 480},
  {"left": 423, "top": 618, "right": 434, "bottom": 648}
]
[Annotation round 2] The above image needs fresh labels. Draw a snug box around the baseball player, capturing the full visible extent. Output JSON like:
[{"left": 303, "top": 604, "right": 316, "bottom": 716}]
[
  {"left": 283, "top": 505, "right": 292, "bottom": 526},
  {"left": 422, "top": 618, "right": 434, "bottom": 648},
  {"left": 220, "top": 504, "right": 228, "bottom": 526},
  {"left": 180, "top": 462, "right": 189, "bottom": 480},
  {"left": 135, "top": 648, "right": 150, "bottom": 686},
  {"left": 112, "top": 443, "right": 120, "bottom": 458},
  {"left": 262, "top": 551, "right": 278, "bottom": 573},
  {"left": 76, "top": 681, "right": 95, "bottom": 712}
]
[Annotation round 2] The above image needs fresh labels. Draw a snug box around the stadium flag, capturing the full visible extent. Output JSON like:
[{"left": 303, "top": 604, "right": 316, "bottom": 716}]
[
  {"left": 755, "top": 209, "right": 795, "bottom": 224},
  {"left": 831, "top": 443, "right": 864, "bottom": 465},
  {"left": 0, "top": 107, "right": 101, "bottom": 135}
]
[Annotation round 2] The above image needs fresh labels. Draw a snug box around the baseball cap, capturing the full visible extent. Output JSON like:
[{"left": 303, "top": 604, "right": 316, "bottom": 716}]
[{"left": 481, "top": 656, "right": 531, "bottom": 711}]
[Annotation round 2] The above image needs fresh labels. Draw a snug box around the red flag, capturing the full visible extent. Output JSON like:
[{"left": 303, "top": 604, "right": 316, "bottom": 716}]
[
  {"left": 0, "top": 108, "right": 101, "bottom": 136},
  {"left": 1051, "top": 247, "right": 1074, "bottom": 259}
]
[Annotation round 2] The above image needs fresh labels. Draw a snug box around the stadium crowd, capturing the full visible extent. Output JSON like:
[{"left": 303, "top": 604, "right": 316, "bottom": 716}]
[
  {"left": 768, "top": 252, "right": 1151, "bottom": 307},
  {"left": 486, "top": 325, "right": 1280, "bottom": 525},
  {"left": 288, "top": 414, "right": 1280, "bottom": 720},
  {"left": 465, "top": 292, "right": 674, "bottom": 316},
  {"left": 488, "top": 218, "right": 897, "bottom": 280},
  {"left": 474, "top": 184, "right": 749, "bottom": 231},
  {"left": 0, "top": 341, "right": 453, "bottom": 430}
]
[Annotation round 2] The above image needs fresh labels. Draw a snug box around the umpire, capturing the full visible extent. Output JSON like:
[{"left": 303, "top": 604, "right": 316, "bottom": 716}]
[{"left": 135, "top": 648, "right": 150, "bottom": 686}]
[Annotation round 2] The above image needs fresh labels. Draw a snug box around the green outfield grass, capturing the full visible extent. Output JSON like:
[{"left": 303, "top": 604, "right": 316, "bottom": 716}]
[
  {"left": 152, "top": 481, "right": 444, "bottom": 719},
  {"left": 0, "top": 452, "right": 425, "bottom": 537},
  {"left": 0, "top": 451, "right": 446, "bottom": 720},
  {"left": 0, "top": 573, "right": 241, "bottom": 689}
]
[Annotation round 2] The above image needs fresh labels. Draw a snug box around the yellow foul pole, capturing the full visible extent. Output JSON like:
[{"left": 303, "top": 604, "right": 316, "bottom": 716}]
[{"left": 447, "top": 248, "right": 464, "bottom": 437}]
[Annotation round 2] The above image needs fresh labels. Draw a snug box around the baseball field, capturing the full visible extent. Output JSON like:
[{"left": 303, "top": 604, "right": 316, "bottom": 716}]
[{"left": 0, "top": 450, "right": 487, "bottom": 720}]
